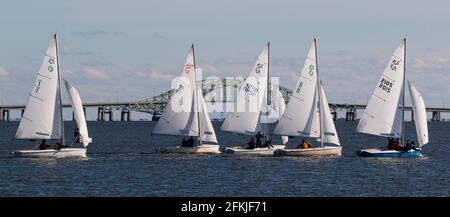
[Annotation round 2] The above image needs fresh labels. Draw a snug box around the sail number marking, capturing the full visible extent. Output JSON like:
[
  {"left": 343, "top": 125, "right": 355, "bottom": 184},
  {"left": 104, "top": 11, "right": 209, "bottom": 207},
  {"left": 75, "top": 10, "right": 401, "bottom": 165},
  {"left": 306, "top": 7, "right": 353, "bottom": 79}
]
[
  {"left": 243, "top": 82, "right": 258, "bottom": 95},
  {"left": 255, "top": 63, "right": 264, "bottom": 74},
  {"left": 390, "top": 59, "right": 400, "bottom": 71},
  {"left": 35, "top": 79, "right": 42, "bottom": 93},
  {"left": 378, "top": 78, "right": 393, "bottom": 93}
]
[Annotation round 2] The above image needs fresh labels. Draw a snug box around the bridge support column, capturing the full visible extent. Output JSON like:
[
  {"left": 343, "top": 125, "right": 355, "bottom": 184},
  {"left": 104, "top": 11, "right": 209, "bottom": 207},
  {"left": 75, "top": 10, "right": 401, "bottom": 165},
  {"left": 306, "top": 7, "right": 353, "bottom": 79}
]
[
  {"left": 432, "top": 111, "right": 441, "bottom": 121},
  {"left": 121, "top": 108, "right": 131, "bottom": 121},
  {"left": 331, "top": 110, "right": 337, "bottom": 121},
  {"left": 346, "top": 109, "right": 356, "bottom": 121},
  {"left": 1, "top": 109, "right": 10, "bottom": 121},
  {"left": 21, "top": 109, "right": 25, "bottom": 117},
  {"left": 97, "top": 107, "right": 104, "bottom": 121},
  {"left": 411, "top": 111, "right": 414, "bottom": 122},
  {"left": 104, "top": 107, "right": 113, "bottom": 121}
]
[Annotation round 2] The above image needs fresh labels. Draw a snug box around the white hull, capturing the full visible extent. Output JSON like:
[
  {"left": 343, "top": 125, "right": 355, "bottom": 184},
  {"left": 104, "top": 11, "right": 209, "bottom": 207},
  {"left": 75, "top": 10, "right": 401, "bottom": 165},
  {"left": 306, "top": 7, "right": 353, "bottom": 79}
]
[
  {"left": 10, "top": 148, "right": 87, "bottom": 158},
  {"left": 160, "top": 145, "right": 220, "bottom": 154},
  {"left": 223, "top": 145, "right": 285, "bottom": 155},
  {"left": 274, "top": 146, "right": 342, "bottom": 157}
]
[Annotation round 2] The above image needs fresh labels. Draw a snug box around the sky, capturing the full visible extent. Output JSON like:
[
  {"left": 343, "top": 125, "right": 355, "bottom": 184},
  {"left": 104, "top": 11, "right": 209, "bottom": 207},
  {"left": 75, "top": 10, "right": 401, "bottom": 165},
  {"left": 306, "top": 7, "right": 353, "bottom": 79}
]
[{"left": 1, "top": 0, "right": 450, "bottom": 119}]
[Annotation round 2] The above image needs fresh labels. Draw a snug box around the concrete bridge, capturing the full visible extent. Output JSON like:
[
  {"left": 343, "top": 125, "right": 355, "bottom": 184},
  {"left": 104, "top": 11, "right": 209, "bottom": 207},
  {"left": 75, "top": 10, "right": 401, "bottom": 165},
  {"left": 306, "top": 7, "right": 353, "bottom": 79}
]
[{"left": 1, "top": 78, "right": 449, "bottom": 121}]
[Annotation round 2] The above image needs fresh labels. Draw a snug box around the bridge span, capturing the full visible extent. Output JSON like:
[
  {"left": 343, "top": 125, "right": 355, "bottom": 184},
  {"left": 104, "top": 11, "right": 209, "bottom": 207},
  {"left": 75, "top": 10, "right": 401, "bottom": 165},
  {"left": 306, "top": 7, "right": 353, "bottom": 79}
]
[{"left": 1, "top": 78, "right": 449, "bottom": 121}]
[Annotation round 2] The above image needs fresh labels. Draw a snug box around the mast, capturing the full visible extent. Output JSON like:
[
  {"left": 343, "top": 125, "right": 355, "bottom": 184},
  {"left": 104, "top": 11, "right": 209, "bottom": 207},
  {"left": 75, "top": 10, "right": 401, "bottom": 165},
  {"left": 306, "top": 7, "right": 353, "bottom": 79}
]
[
  {"left": 54, "top": 33, "right": 65, "bottom": 146},
  {"left": 192, "top": 44, "right": 201, "bottom": 145},
  {"left": 314, "top": 38, "right": 324, "bottom": 148},
  {"left": 266, "top": 42, "right": 270, "bottom": 142},
  {"left": 401, "top": 37, "right": 406, "bottom": 144}
]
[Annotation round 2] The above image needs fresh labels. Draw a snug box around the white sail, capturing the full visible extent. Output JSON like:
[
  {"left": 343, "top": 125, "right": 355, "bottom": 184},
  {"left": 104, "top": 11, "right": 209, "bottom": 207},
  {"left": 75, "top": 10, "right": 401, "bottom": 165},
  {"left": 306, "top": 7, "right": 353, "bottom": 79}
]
[
  {"left": 273, "top": 40, "right": 318, "bottom": 137},
  {"left": 16, "top": 34, "right": 62, "bottom": 140},
  {"left": 64, "top": 80, "right": 92, "bottom": 147},
  {"left": 197, "top": 88, "right": 218, "bottom": 144},
  {"left": 221, "top": 43, "right": 269, "bottom": 134},
  {"left": 356, "top": 39, "right": 405, "bottom": 138},
  {"left": 319, "top": 84, "right": 340, "bottom": 146},
  {"left": 153, "top": 46, "right": 197, "bottom": 136},
  {"left": 408, "top": 81, "right": 428, "bottom": 147}
]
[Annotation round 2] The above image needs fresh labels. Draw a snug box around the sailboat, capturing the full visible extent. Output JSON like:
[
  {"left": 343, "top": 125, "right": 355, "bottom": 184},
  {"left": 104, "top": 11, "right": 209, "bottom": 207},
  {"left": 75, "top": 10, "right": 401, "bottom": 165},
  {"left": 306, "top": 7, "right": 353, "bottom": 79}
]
[
  {"left": 356, "top": 38, "right": 428, "bottom": 157},
  {"left": 273, "top": 38, "right": 342, "bottom": 157},
  {"left": 10, "top": 34, "right": 91, "bottom": 158},
  {"left": 221, "top": 42, "right": 286, "bottom": 155},
  {"left": 153, "top": 44, "right": 220, "bottom": 154}
]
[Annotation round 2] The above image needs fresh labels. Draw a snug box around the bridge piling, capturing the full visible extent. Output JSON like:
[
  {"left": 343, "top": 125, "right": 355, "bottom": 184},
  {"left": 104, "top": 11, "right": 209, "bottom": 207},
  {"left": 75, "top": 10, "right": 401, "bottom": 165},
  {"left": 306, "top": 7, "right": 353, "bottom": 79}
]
[
  {"left": 1, "top": 109, "right": 10, "bottom": 121},
  {"left": 331, "top": 111, "right": 337, "bottom": 121},
  {"left": 432, "top": 111, "right": 441, "bottom": 121},
  {"left": 121, "top": 108, "right": 131, "bottom": 121},
  {"left": 411, "top": 111, "right": 415, "bottom": 122},
  {"left": 346, "top": 109, "right": 356, "bottom": 121},
  {"left": 97, "top": 107, "right": 104, "bottom": 121}
]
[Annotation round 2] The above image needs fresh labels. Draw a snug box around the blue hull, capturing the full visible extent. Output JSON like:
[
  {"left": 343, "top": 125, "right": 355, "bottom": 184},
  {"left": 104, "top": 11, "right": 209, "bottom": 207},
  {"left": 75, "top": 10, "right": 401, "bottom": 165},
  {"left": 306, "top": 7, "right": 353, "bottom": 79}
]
[{"left": 356, "top": 150, "right": 422, "bottom": 158}]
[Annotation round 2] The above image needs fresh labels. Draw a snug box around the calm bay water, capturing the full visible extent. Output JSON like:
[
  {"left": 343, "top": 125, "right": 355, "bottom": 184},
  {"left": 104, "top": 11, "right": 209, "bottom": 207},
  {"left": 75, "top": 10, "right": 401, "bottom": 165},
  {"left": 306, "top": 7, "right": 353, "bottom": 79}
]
[{"left": 0, "top": 121, "right": 448, "bottom": 196}]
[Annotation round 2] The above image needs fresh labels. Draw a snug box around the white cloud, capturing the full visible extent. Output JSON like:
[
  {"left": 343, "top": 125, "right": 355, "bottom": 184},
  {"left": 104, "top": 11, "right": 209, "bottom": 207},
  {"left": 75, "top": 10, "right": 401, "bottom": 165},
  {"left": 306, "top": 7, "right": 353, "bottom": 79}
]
[
  {"left": 0, "top": 67, "right": 9, "bottom": 77},
  {"left": 411, "top": 57, "right": 450, "bottom": 71},
  {"left": 136, "top": 70, "right": 174, "bottom": 81},
  {"left": 84, "top": 67, "right": 111, "bottom": 80}
]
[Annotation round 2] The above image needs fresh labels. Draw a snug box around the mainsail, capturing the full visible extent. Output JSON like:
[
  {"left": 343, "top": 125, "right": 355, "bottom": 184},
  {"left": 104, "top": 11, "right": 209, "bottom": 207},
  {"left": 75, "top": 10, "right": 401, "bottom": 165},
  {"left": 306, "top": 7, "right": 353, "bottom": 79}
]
[
  {"left": 16, "top": 34, "right": 62, "bottom": 140},
  {"left": 221, "top": 43, "right": 269, "bottom": 134},
  {"left": 356, "top": 39, "right": 406, "bottom": 138},
  {"left": 65, "top": 80, "right": 92, "bottom": 147},
  {"left": 408, "top": 81, "right": 429, "bottom": 147},
  {"left": 153, "top": 46, "right": 197, "bottom": 136},
  {"left": 273, "top": 40, "right": 318, "bottom": 137},
  {"left": 153, "top": 45, "right": 217, "bottom": 145}
]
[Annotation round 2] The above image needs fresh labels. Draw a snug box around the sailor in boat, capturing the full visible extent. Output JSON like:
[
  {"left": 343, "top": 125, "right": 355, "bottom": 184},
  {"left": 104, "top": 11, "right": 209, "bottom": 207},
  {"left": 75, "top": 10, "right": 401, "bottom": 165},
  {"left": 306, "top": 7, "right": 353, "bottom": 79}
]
[
  {"left": 260, "top": 137, "right": 273, "bottom": 148},
  {"left": 255, "top": 131, "right": 264, "bottom": 148},
  {"left": 187, "top": 136, "right": 195, "bottom": 147},
  {"left": 246, "top": 137, "right": 256, "bottom": 149},
  {"left": 296, "top": 139, "right": 313, "bottom": 149},
  {"left": 387, "top": 137, "right": 403, "bottom": 150},
  {"left": 53, "top": 140, "right": 69, "bottom": 150},
  {"left": 403, "top": 140, "right": 419, "bottom": 152},
  {"left": 38, "top": 139, "right": 50, "bottom": 150},
  {"left": 181, "top": 137, "right": 188, "bottom": 147}
]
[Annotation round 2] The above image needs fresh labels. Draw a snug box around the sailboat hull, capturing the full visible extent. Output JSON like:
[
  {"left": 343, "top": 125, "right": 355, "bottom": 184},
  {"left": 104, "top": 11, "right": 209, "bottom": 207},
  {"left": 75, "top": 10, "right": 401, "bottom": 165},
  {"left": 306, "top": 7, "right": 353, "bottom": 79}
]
[
  {"left": 356, "top": 148, "right": 422, "bottom": 158},
  {"left": 160, "top": 145, "right": 220, "bottom": 154},
  {"left": 274, "top": 146, "right": 342, "bottom": 157},
  {"left": 10, "top": 148, "right": 87, "bottom": 158},
  {"left": 223, "top": 145, "right": 285, "bottom": 155}
]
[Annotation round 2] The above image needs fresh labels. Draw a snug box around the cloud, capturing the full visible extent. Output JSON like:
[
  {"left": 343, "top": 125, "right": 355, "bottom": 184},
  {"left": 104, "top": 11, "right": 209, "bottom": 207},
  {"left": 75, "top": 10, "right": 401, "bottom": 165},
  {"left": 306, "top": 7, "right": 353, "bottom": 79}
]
[
  {"left": 411, "top": 57, "right": 450, "bottom": 71},
  {"left": 72, "top": 30, "right": 109, "bottom": 35},
  {"left": 153, "top": 33, "right": 165, "bottom": 39},
  {"left": 60, "top": 46, "right": 93, "bottom": 55},
  {"left": 84, "top": 67, "right": 111, "bottom": 80},
  {"left": 79, "top": 59, "right": 112, "bottom": 67},
  {"left": 71, "top": 30, "right": 125, "bottom": 36},
  {"left": 136, "top": 70, "right": 174, "bottom": 81},
  {"left": 0, "top": 67, "right": 9, "bottom": 77}
]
